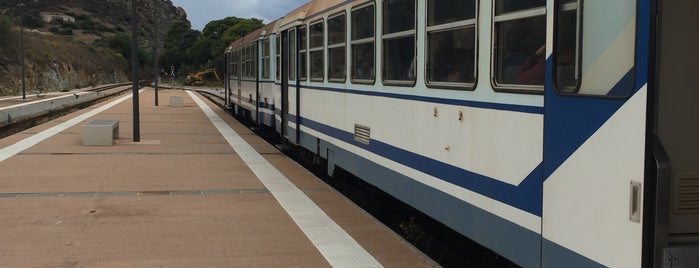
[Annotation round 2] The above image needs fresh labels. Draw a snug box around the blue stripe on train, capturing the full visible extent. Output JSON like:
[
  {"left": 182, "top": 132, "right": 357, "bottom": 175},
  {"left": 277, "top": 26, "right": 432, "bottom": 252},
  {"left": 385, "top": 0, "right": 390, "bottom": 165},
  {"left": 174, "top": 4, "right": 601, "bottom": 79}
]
[{"left": 287, "top": 114, "right": 543, "bottom": 216}]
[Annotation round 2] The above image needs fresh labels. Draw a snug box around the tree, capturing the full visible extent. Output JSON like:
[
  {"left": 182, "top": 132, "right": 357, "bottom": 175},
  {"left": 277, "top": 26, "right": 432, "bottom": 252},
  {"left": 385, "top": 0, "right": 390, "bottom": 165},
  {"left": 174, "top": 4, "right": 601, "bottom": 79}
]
[
  {"left": 159, "top": 17, "right": 264, "bottom": 76},
  {"left": 0, "top": 15, "right": 17, "bottom": 49},
  {"left": 160, "top": 21, "right": 200, "bottom": 73}
]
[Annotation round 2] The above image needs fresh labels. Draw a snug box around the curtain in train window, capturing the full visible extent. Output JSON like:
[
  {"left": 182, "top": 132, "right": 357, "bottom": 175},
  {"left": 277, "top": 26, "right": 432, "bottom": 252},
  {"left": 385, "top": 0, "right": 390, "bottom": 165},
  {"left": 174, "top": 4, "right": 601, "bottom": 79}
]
[
  {"left": 426, "top": 0, "right": 477, "bottom": 89},
  {"left": 310, "top": 20, "right": 325, "bottom": 81},
  {"left": 382, "top": 0, "right": 416, "bottom": 85},
  {"left": 351, "top": 3, "right": 375, "bottom": 83},
  {"left": 328, "top": 13, "right": 347, "bottom": 82},
  {"left": 555, "top": 0, "right": 636, "bottom": 97},
  {"left": 493, "top": 0, "right": 546, "bottom": 91}
]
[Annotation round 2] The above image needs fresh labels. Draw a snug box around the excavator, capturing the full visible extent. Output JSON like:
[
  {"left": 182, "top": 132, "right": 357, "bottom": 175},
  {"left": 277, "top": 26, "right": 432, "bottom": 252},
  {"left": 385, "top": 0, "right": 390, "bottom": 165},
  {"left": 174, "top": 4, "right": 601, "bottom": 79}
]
[{"left": 185, "top": 68, "right": 220, "bottom": 86}]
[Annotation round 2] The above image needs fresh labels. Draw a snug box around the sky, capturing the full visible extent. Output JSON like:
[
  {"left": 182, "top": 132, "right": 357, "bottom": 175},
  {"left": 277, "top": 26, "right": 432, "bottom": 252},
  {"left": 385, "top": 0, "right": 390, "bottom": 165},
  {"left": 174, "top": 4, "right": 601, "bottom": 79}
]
[{"left": 169, "top": 0, "right": 309, "bottom": 31}]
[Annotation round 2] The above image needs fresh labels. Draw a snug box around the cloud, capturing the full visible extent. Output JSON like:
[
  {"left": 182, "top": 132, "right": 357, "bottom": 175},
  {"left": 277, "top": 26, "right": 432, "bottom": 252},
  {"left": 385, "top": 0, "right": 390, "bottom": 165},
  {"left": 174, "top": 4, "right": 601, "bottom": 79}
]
[{"left": 171, "top": 0, "right": 308, "bottom": 30}]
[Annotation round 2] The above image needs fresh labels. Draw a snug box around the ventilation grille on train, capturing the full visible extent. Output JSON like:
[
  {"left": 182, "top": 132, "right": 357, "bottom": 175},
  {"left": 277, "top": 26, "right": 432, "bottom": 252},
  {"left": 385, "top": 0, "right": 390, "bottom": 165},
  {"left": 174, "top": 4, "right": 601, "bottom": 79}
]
[
  {"left": 354, "top": 124, "right": 370, "bottom": 145},
  {"left": 674, "top": 176, "right": 699, "bottom": 214}
]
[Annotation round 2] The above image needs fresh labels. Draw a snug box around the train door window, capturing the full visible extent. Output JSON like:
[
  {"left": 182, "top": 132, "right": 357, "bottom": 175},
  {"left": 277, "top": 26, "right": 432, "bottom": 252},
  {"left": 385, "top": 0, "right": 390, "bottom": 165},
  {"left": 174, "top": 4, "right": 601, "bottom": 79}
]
[
  {"left": 249, "top": 44, "right": 255, "bottom": 78},
  {"left": 351, "top": 3, "right": 375, "bottom": 84},
  {"left": 328, "top": 13, "right": 347, "bottom": 82},
  {"left": 310, "top": 19, "right": 325, "bottom": 82},
  {"left": 426, "top": 0, "right": 477, "bottom": 90},
  {"left": 288, "top": 29, "right": 297, "bottom": 81},
  {"left": 554, "top": 0, "right": 636, "bottom": 97},
  {"left": 250, "top": 42, "right": 260, "bottom": 77},
  {"left": 231, "top": 50, "right": 238, "bottom": 79},
  {"left": 233, "top": 50, "right": 240, "bottom": 78},
  {"left": 248, "top": 45, "right": 254, "bottom": 78},
  {"left": 299, "top": 26, "right": 308, "bottom": 81},
  {"left": 492, "top": 0, "right": 546, "bottom": 92},
  {"left": 276, "top": 35, "right": 281, "bottom": 80},
  {"left": 262, "top": 39, "right": 271, "bottom": 79},
  {"left": 242, "top": 46, "right": 248, "bottom": 78},
  {"left": 248, "top": 45, "right": 253, "bottom": 78},
  {"left": 382, "top": 0, "right": 416, "bottom": 85},
  {"left": 238, "top": 47, "right": 247, "bottom": 78}
]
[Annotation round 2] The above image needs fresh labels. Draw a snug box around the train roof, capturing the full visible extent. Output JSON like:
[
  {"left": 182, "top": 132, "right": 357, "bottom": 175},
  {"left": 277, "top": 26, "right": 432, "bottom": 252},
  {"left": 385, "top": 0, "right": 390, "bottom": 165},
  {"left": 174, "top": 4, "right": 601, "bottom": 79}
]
[
  {"left": 277, "top": 1, "right": 313, "bottom": 31},
  {"left": 227, "top": 0, "right": 367, "bottom": 52},
  {"left": 228, "top": 19, "right": 280, "bottom": 51}
]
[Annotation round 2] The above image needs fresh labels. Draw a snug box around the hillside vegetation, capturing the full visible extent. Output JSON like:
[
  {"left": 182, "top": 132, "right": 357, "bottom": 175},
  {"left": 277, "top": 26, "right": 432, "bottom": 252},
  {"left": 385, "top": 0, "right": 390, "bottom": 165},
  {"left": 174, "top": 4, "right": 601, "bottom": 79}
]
[{"left": 0, "top": 0, "right": 264, "bottom": 96}]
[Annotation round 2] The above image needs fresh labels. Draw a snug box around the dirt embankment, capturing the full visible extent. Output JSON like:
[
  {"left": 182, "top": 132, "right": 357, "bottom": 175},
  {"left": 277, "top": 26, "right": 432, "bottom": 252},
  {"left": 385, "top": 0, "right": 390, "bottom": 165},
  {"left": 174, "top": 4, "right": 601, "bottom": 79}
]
[{"left": 0, "top": 30, "right": 129, "bottom": 96}]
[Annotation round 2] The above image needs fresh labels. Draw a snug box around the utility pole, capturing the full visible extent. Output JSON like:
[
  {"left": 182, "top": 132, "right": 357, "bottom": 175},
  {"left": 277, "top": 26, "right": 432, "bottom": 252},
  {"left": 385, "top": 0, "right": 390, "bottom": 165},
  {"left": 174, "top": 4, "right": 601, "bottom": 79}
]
[
  {"left": 153, "top": 0, "right": 159, "bottom": 106},
  {"left": 131, "top": 0, "right": 140, "bottom": 142}
]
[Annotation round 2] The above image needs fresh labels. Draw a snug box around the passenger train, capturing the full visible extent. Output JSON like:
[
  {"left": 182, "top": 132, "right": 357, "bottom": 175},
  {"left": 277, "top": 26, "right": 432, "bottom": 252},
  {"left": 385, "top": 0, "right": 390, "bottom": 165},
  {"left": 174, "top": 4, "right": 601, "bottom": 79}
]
[{"left": 223, "top": 0, "right": 698, "bottom": 267}]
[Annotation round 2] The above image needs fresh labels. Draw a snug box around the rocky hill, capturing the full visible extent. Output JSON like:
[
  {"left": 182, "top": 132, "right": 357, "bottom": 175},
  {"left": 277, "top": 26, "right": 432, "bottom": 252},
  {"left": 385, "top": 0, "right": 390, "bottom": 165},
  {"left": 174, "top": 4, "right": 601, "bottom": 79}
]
[{"left": 0, "top": 0, "right": 190, "bottom": 96}]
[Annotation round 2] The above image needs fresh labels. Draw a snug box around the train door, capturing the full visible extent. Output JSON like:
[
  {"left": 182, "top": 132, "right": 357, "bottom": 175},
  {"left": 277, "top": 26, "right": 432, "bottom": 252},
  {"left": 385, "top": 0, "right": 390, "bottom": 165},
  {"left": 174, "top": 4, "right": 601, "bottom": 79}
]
[
  {"left": 650, "top": 0, "right": 699, "bottom": 266},
  {"left": 281, "top": 28, "right": 299, "bottom": 144},
  {"left": 542, "top": 0, "right": 648, "bottom": 267}
]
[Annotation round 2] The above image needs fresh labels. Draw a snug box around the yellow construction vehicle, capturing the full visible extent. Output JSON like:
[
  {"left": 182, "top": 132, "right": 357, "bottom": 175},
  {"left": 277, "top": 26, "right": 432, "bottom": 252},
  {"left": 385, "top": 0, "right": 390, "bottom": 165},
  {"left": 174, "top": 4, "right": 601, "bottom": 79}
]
[{"left": 185, "top": 68, "right": 220, "bottom": 86}]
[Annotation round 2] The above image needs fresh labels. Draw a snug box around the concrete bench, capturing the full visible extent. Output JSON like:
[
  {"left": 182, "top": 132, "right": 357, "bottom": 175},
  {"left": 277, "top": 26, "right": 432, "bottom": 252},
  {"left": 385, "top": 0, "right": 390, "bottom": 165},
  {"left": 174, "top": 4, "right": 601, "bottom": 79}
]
[
  {"left": 170, "top": 96, "right": 183, "bottom": 107},
  {"left": 83, "top": 119, "right": 119, "bottom": 146}
]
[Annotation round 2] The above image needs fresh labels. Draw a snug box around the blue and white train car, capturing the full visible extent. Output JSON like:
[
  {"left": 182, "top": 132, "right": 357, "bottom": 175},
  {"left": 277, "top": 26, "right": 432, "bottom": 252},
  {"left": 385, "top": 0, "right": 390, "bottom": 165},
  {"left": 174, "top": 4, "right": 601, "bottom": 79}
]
[
  {"left": 226, "top": 21, "right": 280, "bottom": 127},
  {"left": 225, "top": 0, "right": 699, "bottom": 267}
]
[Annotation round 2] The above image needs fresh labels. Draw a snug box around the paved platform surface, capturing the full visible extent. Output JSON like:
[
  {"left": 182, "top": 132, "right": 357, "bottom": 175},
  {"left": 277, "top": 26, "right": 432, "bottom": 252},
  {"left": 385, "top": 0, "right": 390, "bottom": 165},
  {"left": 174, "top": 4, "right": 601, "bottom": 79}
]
[{"left": 0, "top": 89, "right": 436, "bottom": 267}]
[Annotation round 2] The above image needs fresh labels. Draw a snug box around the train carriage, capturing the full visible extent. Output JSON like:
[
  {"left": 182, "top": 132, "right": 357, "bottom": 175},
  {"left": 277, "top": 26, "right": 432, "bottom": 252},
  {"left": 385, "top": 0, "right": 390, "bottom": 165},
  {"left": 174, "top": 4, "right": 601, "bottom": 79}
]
[{"left": 225, "top": 0, "right": 699, "bottom": 267}]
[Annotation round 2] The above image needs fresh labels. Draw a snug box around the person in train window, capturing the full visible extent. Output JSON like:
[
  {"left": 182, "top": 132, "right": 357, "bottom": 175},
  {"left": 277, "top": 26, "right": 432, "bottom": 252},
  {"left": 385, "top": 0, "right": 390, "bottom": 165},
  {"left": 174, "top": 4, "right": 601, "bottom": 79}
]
[
  {"left": 516, "top": 44, "right": 545, "bottom": 85},
  {"left": 446, "top": 48, "right": 473, "bottom": 83}
]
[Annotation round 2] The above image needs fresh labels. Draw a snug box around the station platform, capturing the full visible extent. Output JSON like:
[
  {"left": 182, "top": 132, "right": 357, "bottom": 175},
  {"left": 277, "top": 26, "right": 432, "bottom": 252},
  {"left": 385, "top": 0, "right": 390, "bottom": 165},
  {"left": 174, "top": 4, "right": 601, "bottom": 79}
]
[{"left": 0, "top": 89, "right": 436, "bottom": 267}]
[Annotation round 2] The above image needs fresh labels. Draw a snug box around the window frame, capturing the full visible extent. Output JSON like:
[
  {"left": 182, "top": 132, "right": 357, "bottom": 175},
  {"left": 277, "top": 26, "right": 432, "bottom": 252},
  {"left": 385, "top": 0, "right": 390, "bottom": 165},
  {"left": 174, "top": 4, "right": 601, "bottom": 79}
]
[
  {"left": 309, "top": 19, "right": 325, "bottom": 82},
  {"left": 490, "top": 1, "right": 546, "bottom": 94},
  {"left": 351, "top": 2, "right": 376, "bottom": 85},
  {"left": 381, "top": 0, "right": 417, "bottom": 87},
  {"left": 425, "top": 0, "right": 479, "bottom": 91},
  {"left": 327, "top": 11, "right": 348, "bottom": 83}
]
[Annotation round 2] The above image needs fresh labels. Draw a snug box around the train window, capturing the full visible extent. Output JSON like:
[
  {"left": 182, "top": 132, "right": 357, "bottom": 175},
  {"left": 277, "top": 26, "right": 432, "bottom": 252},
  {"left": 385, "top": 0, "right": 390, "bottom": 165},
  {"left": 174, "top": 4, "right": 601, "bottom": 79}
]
[
  {"left": 288, "top": 29, "right": 297, "bottom": 81},
  {"left": 351, "top": 3, "right": 375, "bottom": 84},
  {"left": 328, "top": 13, "right": 347, "bottom": 82},
  {"left": 383, "top": 0, "right": 416, "bottom": 85},
  {"left": 493, "top": 0, "right": 546, "bottom": 92},
  {"left": 310, "top": 20, "right": 325, "bottom": 81},
  {"left": 426, "top": 0, "right": 477, "bottom": 89},
  {"left": 262, "top": 39, "right": 271, "bottom": 79},
  {"left": 276, "top": 35, "right": 281, "bottom": 80},
  {"left": 299, "top": 26, "right": 307, "bottom": 81},
  {"left": 555, "top": 0, "right": 636, "bottom": 97},
  {"left": 554, "top": 0, "right": 579, "bottom": 92}
]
